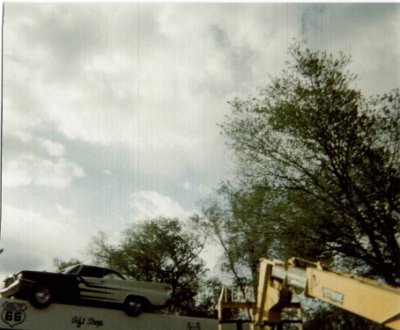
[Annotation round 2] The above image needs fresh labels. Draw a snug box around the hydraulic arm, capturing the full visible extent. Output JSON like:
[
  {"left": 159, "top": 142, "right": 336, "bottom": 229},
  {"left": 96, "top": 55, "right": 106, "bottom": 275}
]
[{"left": 218, "top": 258, "right": 400, "bottom": 329}]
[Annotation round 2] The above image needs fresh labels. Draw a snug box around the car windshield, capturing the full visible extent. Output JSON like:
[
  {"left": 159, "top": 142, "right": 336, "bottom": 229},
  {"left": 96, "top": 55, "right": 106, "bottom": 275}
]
[
  {"left": 62, "top": 264, "right": 81, "bottom": 274},
  {"left": 61, "top": 264, "right": 126, "bottom": 280}
]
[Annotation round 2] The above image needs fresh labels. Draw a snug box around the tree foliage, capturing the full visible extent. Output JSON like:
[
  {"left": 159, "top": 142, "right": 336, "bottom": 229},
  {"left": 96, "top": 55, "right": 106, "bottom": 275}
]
[
  {"left": 89, "top": 217, "right": 208, "bottom": 315},
  {"left": 199, "top": 183, "right": 277, "bottom": 286},
  {"left": 217, "top": 44, "right": 399, "bottom": 285}
]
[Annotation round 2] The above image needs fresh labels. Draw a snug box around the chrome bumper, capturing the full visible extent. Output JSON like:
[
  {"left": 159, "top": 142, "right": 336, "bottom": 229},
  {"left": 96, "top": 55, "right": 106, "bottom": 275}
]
[{"left": 0, "top": 280, "right": 22, "bottom": 298}]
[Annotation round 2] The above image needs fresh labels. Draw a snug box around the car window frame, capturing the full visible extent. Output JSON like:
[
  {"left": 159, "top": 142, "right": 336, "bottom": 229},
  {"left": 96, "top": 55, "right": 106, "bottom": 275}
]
[
  {"left": 62, "top": 264, "right": 82, "bottom": 275},
  {"left": 103, "top": 269, "right": 126, "bottom": 280}
]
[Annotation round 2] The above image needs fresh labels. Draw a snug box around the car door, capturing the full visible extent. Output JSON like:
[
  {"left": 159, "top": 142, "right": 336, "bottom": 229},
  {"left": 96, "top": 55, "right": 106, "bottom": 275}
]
[
  {"left": 77, "top": 266, "right": 124, "bottom": 304},
  {"left": 77, "top": 266, "right": 114, "bottom": 303}
]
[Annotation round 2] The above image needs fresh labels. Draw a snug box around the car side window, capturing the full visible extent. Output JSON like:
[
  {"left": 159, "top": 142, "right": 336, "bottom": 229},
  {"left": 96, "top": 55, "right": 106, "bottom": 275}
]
[
  {"left": 103, "top": 270, "right": 125, "bottom": 280},
  {"left": 79, "top": 266, "right": 104, "bottom": 278},
  {"left": 103, "top": 273, "right": 118, "bottom": 280}
]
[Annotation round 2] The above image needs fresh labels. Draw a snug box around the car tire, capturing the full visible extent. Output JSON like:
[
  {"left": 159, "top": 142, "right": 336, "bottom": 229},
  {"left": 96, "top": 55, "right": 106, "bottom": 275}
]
[
  {"left": 123, "top": 296, "right": 147, "bottom": 316},
  {"left": 30, "top": 285, "right": 52, "bottom": 309}
]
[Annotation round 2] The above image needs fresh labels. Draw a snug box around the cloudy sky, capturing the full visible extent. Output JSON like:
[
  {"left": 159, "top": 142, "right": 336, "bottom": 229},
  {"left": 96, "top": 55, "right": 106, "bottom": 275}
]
[{"left": 0, "top": 3, "right": 399, "bottom": 277}]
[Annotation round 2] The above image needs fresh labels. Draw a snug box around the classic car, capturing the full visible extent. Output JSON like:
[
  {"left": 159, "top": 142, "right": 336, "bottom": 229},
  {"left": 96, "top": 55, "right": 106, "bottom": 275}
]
[{"left": 0, "top": 264, "right": 172, "bottom": 316}]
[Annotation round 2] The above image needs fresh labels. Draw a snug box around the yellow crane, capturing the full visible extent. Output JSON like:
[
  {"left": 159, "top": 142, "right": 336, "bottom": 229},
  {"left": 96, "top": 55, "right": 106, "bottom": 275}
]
[{"left": 218, "top": 258, "right": 400, "bottom": 330}]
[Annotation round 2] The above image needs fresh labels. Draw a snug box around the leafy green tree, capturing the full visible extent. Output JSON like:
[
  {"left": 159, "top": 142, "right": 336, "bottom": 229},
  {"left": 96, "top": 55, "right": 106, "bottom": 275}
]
[
  {"left": 90, "top": 217, "right": 208, "bottom": 315},
  {"left": 190, "top": 276, "right": 223, "bottom": 318},
  {"left": 199, "top": 183, "right": 276, "bottom": 285},
  {"left": 220, "top": 44, "right": 400, "bottom": 285}
]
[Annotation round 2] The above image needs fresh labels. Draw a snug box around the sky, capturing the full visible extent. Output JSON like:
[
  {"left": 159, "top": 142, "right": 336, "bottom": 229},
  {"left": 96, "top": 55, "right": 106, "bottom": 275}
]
[{"left": 0, "top": 3, "right": 399, "bottom": 279}]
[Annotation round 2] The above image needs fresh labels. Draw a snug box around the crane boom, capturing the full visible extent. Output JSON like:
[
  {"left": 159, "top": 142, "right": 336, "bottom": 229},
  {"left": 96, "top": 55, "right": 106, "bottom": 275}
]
[{"left": 218, "top": 258, "right": 400, "bottom": 329}]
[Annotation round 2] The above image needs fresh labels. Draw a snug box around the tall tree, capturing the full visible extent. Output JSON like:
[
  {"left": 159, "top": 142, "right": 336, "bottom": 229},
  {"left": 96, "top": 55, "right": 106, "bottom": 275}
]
[
  {"left": 221, "top": 44, "right": 400, "bottom": 285},
  {"left": 90, "top": 217, "right": 207, "bottom": 315},
  {"left": 200, "top": 183, "right": 277, "bottom": 285}
]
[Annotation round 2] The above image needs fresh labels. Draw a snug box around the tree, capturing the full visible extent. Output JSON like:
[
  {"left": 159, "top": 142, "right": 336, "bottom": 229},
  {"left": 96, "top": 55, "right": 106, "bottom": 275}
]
[
  {"left": 199, "top": 183, "right": 277, "bottom": 286},
  {"left": 220, "top": 44, "right": 400, "bottom": 285},
  {"left": 190, "top": 276, "right": 223, "bottom": 318},
  {"left": 89, "top": 217, "right": 208, "bottom": 315}
]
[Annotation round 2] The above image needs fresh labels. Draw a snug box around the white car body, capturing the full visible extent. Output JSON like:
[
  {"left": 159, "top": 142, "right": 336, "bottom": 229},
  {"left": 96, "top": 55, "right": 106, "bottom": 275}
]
[{"left": 1, "top": 264, "right": 172, "bottom": 316}]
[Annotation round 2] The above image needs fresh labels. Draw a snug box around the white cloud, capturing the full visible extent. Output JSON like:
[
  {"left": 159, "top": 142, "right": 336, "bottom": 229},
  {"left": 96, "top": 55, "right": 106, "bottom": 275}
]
[
  {"left": 55, "top": 203, "right": 74, "bottom": 218},
  {"left": 2, "top": 158, "right": 32, "bottom": 187},
  {"left": 129, "top": 190, "right": 195, "bottom": 222},
  {"left": 8, "top": 4, "right": 397, "bottom": 183},
  {"left": 4, "top": 4, "right": 246, "bottom": 180},
  {"left": 0, "top": 204, "right": 90, "bottom": 276},
  {"left": 3, "top": 154, "right": 85, "bottom": 188},
  {"left": 198, "top": 184, "right": 212, "bottom": 196},
  {"left": 182, "top": 180, "right": 212, "bottom": 197},
  {"left": 38, "top": 138, "right": 66, "bottom": 158},
  {"left": 200, "top": 244, "right": 224, "bottom": 276}
]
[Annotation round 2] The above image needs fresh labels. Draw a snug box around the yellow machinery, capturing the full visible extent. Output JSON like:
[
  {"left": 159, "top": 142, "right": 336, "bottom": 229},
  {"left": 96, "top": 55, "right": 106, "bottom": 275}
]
[{"left": 218, "top": 258, "right": 400, "bottom": 330}]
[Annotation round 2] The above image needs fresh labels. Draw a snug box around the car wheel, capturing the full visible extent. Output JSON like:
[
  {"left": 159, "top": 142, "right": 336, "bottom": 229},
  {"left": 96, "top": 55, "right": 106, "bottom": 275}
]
[
  {"left": 31, "top": 285, "right": 52, "bottom": 309},
  {"left": 123, "top": 296, "right": 147, "bottom": 316}
]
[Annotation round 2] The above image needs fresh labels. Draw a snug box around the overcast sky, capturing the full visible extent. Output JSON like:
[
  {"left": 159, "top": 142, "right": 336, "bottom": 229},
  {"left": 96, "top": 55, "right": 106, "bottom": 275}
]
[{"left": 1, "top": 3, "right": 399, "bottom": 277}]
